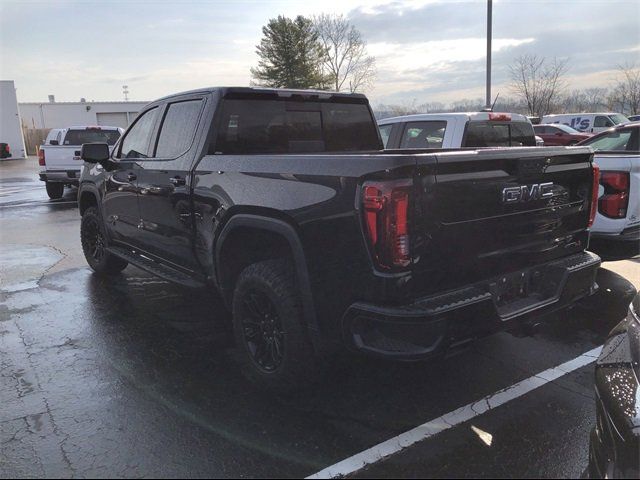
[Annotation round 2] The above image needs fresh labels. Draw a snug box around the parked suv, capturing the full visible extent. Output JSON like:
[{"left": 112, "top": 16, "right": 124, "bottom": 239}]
[{"left": 78, "top": 87, "right": 601, "bottom": 390}]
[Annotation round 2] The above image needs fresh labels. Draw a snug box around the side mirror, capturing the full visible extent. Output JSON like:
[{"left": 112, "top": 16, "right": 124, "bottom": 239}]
[
  {"left": 49, "top": 140, "right": 59, "bottom": 146},
  {"left": 555, "top": 132, "right": 563, "bottom": 136},
  {"left": 81, "top": 143, "right": 110, "bottom": 164}
]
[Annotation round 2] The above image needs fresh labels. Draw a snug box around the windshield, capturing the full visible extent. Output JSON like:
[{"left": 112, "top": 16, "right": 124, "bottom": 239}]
[
  {"left": 463, "top": 121, "right": 536, "bottom": 147},
  {"left": 580, "top": 127, "right": 635, "bottom": 151},
  {"left": 610, "top": 113, "right": 630, "bottom": 125},
  {"left": 554, "top": 124, "right": 581, "bottom": 134},
  {"left": 63, "top": 129, "right": 121, "bottom": 146}
]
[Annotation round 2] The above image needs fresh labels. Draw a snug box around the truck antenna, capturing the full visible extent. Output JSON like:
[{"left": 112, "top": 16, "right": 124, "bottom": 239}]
[{"left": 491, "top": 93, "right": 500, "bottom": 112}]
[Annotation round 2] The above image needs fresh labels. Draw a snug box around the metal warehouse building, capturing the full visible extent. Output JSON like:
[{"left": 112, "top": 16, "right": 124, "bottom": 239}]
[
  {"left": 18, "top": 98, "right": 149, "bottom": 154},
  {"left": 19, "top": 99, "right": 149, "bottom": 130}
]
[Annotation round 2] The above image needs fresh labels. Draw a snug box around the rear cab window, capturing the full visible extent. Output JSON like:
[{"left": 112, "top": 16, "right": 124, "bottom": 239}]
[
  {"left": 462, "top": 121, "right": 536, "bottom": 147},
  {"left": 400, "top": 121, "right": 447, "bottom": 148},
  {"left": 212, "top": 93, "right": 381, "bottom": 154},
  {"left": 63, "top": 128, "right": 121, "bottom": 146}
]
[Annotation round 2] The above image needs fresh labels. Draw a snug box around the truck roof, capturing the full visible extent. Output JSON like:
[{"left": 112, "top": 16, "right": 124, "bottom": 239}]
[
  {"left": 542, "top": 112, "right": 621, "bottom": 117},
  {"left": 153, "top": 86, "right": 368, "bottom": 103},
  {"left": 378, "top": 111, "right": 530, "bottom": 125},
  {"left": 66, "top": 125, "right": 122, "bottom": 131}
]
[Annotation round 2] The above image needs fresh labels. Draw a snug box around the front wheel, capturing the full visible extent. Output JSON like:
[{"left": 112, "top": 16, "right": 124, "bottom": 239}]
[
  {"left": 232, "top": 259, "right": 318, "bottom": 391},
  {"left": 45, "top": 181, "right": 64, "bottom": 199},
  {"left": 80, "top": 206, "right": 128, "bottom": 275}
]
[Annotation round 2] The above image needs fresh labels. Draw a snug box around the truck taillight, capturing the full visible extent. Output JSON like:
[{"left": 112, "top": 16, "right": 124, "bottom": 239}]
[
  {"left": 38, "top": 149, "right": 45, "bottom": 166},
  {"left": 362, "top": 179, "right": 412, "bottom": 270},
  {"left": 599, "top": 171, "right": 629, "bottom": 219},
  {"left": 588, "top": 164, "right": 600, "bottom": 228}
]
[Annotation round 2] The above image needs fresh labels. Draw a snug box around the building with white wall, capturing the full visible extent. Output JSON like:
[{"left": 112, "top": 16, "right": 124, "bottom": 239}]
[
  {"left": 19, "top": 100, "right": 150, "bottom": 130},
  {"left": 0, "top": 80, "right": 27, "bottom": 159}
]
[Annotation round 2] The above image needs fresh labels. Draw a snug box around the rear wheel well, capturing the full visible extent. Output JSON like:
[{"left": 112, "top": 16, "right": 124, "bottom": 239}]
[
  {"left": 218, "top": 226, "right": 294, "bottom": 305},
  {"left": 79, "top": 190, "right": 98, "bottom": 215}
]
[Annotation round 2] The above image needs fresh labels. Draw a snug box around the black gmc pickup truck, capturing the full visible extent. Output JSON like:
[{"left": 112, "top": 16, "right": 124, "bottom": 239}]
[{"left": 78, "top": 87, "right": 601, "bottom": 389}]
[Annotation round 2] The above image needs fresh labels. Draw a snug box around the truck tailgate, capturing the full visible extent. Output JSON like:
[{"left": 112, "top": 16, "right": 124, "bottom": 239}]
[
  {"left": 411, "top": 146, "right": 595, "bottom": 297},
  {"left": 43, "top": 146, "right": 83, "bottom": 171}
]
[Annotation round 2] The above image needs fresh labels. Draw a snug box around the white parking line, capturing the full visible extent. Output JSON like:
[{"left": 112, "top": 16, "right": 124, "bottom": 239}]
[{"left": 307, "top": 346, "right": 603, "bottom": 479}]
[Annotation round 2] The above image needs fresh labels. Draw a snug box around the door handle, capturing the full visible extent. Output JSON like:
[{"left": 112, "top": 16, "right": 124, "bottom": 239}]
[
  {"left": 169, "top": 176, "right": 186, "bottom": 186},
  {"left": 127, "top": 173, "right": 137, "bottom": 182}
]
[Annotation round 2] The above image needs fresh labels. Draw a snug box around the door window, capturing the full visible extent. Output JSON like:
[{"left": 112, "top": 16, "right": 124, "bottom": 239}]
[
  {"left": 399, "top": 121, "right": 447, "bottom": 148},
  {"left": 594, "top": 116, "right": 614, "bottom": 128},
  {"left": 379, "top": 124, "right": 392, "bottom": 148},
  {"left": 155, "top": 99, "right": 204, "bottom": 158},
  {"left": 117, "top": 107, "right": 159, "bottom": 159}
]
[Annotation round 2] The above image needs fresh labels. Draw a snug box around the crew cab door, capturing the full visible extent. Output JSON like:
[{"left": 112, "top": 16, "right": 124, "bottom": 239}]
[
  {"left": 104, "top": 107, "right": 160, "bottom": 245},
  {"left": 134, "top": 97, "right": 207, "bottom": 271}
]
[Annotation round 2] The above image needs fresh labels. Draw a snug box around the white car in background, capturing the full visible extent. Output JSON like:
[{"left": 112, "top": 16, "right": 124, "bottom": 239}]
[
  {"left": 541, "top": 112, "right": 629, "bottom": 134},
  {"left": 38, "top": 126, "right": 123, "bottom": 199},
  {"left": 378, "top": 112, "right": 537, "bottom": 149},
  {"left": 578, "top": 122, "right": 640, "bottom": 258}
]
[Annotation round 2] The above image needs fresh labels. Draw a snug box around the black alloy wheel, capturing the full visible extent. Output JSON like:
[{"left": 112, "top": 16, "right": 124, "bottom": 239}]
[
  {"left": 82, "top": 215, "right": 105, "bottom": 263},
  {"left": 241, "top": 289, "right": 285, "bottom": 372}
]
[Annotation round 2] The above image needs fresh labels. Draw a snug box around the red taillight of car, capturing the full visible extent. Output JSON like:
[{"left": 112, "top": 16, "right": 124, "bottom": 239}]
[
  {"left": 38, "top": 148, "right": 45, "bottom": 166},
  {"left": 4, "top": 144, "right": 9, "bottom": 153},
  {"left": 362, "top": 179, "right": 412, "bottom": 270},
  {"left": 588, "top": 164, "right": 600, "bottom": 227},
  {"left": 599, "top": 171, "right": 630, "bottom": 219}
]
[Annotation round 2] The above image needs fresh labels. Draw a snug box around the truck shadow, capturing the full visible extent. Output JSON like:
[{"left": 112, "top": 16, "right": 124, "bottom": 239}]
[{"left": 75, "top": 264, "right": 635, "bottom": 473}]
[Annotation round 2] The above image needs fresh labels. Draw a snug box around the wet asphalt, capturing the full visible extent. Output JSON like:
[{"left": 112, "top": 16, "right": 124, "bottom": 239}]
[{"left": 1, "top": 158, "right": 638, "bottom": 478}]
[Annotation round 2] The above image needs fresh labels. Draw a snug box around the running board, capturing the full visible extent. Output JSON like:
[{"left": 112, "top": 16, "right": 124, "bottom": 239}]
[{"left": 108, "top": 246, "right": 205, "bottom": 288}]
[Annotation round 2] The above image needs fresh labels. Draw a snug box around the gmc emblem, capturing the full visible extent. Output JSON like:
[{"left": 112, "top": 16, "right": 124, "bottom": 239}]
[{"left": 502, "top": 182, "right": 554, "bottom": 204}]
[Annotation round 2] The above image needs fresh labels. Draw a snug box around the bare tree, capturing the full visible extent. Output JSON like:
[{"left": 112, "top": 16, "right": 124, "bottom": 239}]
[
  {"left": 509, "top": 54, "right": 569, "bottom": 117},
  {"left": 313, "top": 14, "right": 376, "bottom": 93},
  {"left": 561, "top": 87, "right": 609, "bottom": 112},
  {"left": 608, "top": 63, "right": 640, "bottom": 115}
]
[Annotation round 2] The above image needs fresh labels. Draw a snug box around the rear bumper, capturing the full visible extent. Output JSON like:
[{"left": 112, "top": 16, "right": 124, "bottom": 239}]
[
  {"left": 591, "top": 226, "right": 640, "bottom": 243},
  {"left": 39, "top": 170, "right": 80, "bottom": 186},
  {"left": 342, "top": 251, "right": 601, "bottom": 359}
]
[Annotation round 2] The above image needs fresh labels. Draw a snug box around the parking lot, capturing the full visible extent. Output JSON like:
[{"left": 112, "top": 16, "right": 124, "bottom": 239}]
[{"left": 1, "top": 157, "right": 638, "bottom": 478}]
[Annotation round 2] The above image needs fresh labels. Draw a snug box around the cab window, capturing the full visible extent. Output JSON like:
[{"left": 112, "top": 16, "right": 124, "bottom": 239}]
[
  {"left": 117, "top": 108, "right": 159, "bottom": 159},
  {"left": 155, "top": 99, "right": 204, "bottom": 158},
  {"left": 399, "top": 121, "right": 447, "bottom": 148},
  {"left": 378, "top": 124, "right": 392, "bottom": 148},
  {"left": 594, "top": 116, "right": 614, "bottom": 128}
]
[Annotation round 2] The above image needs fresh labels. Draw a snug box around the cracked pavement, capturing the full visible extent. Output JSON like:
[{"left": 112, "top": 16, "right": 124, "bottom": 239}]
[{"left": 1, "top": 158, "right": 639, "bottom": 478}]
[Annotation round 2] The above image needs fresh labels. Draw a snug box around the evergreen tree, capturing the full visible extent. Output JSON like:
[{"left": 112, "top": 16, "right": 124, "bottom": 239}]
[{"left": 251, "top": 16, "right": 327, "bottom": 89}]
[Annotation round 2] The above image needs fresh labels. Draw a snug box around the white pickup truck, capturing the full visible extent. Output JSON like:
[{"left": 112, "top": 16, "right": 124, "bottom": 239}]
[
  {"left": 578, "top": 121, "right": 640, "bottom": 258},
  {"left": 377, "top": 112, "right": 538, "bottom": 149},
  {"left": 38, "top": 126, "right": 123, "bottom": 199}
]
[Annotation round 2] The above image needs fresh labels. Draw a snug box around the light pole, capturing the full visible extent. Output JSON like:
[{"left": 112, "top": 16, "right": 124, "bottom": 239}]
[{"left": 485, "top": 0, "right": 493, "bottom": 109}]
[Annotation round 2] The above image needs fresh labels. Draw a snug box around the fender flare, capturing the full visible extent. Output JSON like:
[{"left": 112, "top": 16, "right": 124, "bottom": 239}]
[
  {"left": 215, "top": 214, "right": 322, "bottom": 349},
  {"left": 78, "top": 183, "right": 101, "bottom": 215}
]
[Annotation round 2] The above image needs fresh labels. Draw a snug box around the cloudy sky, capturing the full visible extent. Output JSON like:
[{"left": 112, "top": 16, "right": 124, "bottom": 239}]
[{"left": 1, "top": 0, "right": 638, "bottom": 106}]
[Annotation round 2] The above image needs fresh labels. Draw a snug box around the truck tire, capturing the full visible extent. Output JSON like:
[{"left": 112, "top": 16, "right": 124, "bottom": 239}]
[
  {"left": 80, "top": 206, "right": 128, "bottom": 275},
  {"left": 232, "top": 259, "right": 317, "bottom": 391},
  {"left": 45, "top": 182, "right": 64, "bottom": 199}
]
